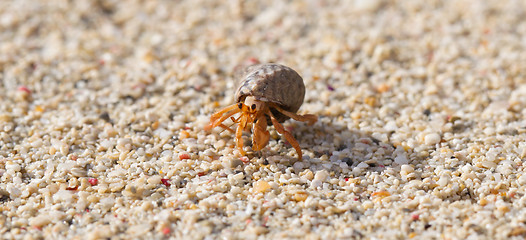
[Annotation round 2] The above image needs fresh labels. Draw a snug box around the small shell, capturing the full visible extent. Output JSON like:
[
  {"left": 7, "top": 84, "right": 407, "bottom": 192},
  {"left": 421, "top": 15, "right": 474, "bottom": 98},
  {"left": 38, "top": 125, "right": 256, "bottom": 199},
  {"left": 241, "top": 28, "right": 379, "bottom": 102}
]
[{"left": 234, "top": 64, "right": 305, "bottom": 122}]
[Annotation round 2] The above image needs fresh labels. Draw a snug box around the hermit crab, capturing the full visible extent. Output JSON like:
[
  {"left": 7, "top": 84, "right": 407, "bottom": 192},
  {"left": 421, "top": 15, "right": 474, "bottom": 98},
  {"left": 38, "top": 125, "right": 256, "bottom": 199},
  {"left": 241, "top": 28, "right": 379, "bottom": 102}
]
[{"left": 205, "top": 63, "right": 317, "bottom": 160}]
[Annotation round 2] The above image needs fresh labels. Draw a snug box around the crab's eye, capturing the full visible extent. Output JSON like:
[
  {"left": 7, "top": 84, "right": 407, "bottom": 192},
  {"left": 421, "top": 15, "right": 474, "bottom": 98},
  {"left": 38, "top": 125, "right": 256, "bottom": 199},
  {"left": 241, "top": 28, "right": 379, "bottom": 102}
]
[
  {"left": 251, "top": 104, "right": 256, "bottom": 110},
  {"left": 238, "top": 103, "right": 243, "bottom": 109}
]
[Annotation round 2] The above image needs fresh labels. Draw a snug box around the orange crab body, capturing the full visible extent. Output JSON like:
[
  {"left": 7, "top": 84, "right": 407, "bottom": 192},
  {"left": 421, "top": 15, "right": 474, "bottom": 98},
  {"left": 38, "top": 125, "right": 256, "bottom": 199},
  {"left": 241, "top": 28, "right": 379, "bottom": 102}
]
[{"left": 205, "top": 63, "right": 317, "bottom": 160}]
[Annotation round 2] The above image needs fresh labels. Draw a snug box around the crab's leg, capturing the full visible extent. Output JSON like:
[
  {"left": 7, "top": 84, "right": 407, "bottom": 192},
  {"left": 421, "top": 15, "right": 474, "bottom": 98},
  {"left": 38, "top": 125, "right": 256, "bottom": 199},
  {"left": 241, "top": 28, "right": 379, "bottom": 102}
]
[
  {"left": 269, "top": 104, "right": 317, "bottom": 125},
  {"left": 269, "top": 111, "right": 303, "bottom": 161},
  {"left": 210, "top": 103, "right": 239, "bottom": 121},
  {"left": 217, "top": 123, "right": 235, "bottom": 133},
  {"left": 235, "top": 114, "right": 247, "bottom": 155},
  {"left": 204, "top": 103, "right": 240, "bottom": 131},
  {"left": 252, "top": 114, "right": 270, "bottom": 151}
]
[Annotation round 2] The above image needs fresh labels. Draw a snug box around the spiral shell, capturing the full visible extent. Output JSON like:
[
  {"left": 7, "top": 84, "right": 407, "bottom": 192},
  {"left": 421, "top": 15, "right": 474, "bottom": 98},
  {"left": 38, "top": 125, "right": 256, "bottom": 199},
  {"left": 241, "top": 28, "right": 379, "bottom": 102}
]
[{"left": 234, "top": 64, "right": 305, "bottom": 122}]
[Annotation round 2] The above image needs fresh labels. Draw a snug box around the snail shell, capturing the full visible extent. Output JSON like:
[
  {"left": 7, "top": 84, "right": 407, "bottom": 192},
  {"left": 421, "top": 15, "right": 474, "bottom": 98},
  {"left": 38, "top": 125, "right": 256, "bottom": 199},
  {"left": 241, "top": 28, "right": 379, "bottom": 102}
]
[{"left": 234, "top": 64, "right": 305, "bottom": 123}]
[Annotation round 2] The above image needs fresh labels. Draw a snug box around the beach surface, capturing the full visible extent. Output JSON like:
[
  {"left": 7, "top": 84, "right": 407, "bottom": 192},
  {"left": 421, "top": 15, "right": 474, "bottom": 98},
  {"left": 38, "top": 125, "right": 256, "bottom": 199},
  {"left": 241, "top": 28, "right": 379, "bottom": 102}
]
[{"left": 1, "top": 0, "right": 526, "bottom": 239}]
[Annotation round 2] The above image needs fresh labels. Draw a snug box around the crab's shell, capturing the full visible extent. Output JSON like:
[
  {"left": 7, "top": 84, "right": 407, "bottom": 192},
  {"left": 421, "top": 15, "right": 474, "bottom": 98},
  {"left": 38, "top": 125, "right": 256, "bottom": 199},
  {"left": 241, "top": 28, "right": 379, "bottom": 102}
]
[{"left": 234, "top": 64, "right": 306, "bottom": 123}]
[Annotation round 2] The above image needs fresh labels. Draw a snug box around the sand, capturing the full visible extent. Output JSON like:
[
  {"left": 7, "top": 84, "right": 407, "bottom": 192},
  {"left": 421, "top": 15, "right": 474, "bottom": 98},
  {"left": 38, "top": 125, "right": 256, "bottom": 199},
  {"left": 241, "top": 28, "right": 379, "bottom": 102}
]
[{"left": 1, "top": 0, "right": 526, "bottom": 239}]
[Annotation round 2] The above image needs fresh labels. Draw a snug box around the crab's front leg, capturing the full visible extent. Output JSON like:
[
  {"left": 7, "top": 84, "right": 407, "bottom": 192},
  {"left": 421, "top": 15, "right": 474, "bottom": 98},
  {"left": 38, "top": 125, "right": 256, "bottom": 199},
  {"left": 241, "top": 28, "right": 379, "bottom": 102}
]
[
  {"left": 268, "top": 111, "right": 304, "bottom": 161},
  {"left": 235, "top": 114, "right": 248, "bottom": 156},
  {"left": 204, "top": 103, "right": 240, "bottom": 132},
  {"left": 252, "top": 114, "right": 270, "bottom": 151}
]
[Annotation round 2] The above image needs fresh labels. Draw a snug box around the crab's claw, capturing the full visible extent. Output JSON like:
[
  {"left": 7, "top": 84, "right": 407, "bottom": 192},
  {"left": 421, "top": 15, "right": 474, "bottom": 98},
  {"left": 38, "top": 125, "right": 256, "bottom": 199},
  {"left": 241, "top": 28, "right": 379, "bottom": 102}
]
[{"left": 252, "top": 115, "right": 270, "bottom": 151}]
